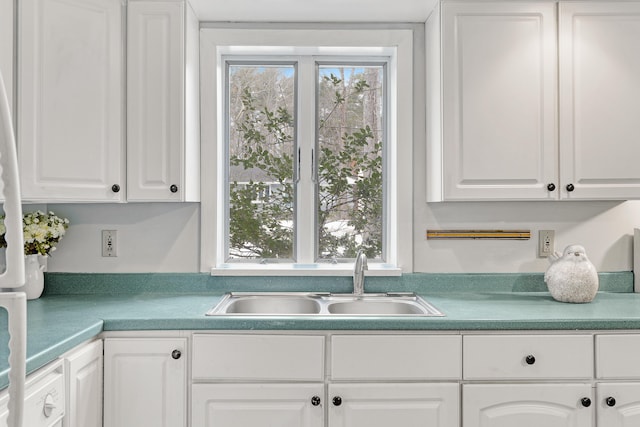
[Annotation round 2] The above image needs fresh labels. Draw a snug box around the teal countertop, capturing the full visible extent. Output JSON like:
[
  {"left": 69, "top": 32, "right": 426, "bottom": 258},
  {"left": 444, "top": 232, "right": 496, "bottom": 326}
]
[{"left": 1, "top": 271, "right": 639, "bottom": 390}]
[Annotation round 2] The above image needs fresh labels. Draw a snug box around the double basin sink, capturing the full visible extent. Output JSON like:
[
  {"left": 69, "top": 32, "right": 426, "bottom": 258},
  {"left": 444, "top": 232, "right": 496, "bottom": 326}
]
[{"left": 207, "top": 292, "right": 444, "bottom": 317}]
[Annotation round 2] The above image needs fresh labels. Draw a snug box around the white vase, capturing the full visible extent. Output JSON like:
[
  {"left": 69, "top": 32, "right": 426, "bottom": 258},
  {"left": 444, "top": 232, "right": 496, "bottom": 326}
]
[{"left": 23, "top": 254, "right": 45, "bottom": 300}]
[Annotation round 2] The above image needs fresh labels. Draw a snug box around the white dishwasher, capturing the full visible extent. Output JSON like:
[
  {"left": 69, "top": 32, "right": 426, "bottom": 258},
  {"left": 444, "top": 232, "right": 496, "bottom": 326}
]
[{"left": 0, "top": 360, "right": 65, "bottom": 427}]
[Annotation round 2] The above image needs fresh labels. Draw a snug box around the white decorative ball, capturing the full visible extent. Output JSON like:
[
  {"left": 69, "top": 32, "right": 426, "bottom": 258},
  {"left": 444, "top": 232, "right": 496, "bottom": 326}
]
[{"left": 544, "top": 244, "right": 599, "bottom": 303}]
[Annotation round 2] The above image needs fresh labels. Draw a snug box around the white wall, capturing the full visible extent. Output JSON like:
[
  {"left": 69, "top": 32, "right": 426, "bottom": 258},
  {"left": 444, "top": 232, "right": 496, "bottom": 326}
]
[
  {"left": 414, "top": 198, "right": 640, "bottom": 274},
  {"left": 0, "top": 0, "right": 13, "bottom": 111},
  {"left": 46, "top": 203, "right": 200, "bottom": 273},
  {"left": 42, "top": 199, "right": 640, "bottom": 273}
]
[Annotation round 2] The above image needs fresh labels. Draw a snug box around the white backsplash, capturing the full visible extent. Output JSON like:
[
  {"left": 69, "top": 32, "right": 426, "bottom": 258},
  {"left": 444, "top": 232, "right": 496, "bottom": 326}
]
[{"left": 41, "top": 199, "right": 640, "bottom": 274}]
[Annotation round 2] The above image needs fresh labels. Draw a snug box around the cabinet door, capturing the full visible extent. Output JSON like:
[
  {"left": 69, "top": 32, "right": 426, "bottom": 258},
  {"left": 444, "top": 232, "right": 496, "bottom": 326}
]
[
  {"left": 64, "top": 340, "right": 103, "bottom": 427},
  {"left": 18, "top": 0, "right": 124, "bottom": 201},
  {"left": 192, "top": 383, "right": 324, "bottom": 427},
  {"left": 127, "top": 0, "right": 185, "bottom": 201},
  {"left": 328, "top": 383, "right": 459, "bottom": 427},
  {"left": 463, "top": 384, "right": 594, "bottom": 427},
  {"left": 104, "top": 338, "right": 187, "bottom": 427},
  {"left": 559, "top": 2, "right": 640, "bottom": 200},
  {"left": 597, "top": 383, "right": 640, "bottom": 426},
  {"left": 441, "top": 2, "right": 558, "bottom": 200}
]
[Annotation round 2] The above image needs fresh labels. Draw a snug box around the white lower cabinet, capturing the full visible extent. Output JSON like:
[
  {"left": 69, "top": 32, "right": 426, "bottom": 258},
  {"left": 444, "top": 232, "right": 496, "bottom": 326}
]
[
  {"left": 191, "top": 333, "right": 461, "bottom": 427},
  {"left": 191, "top": 382, "right": 460, "bottom": 427},
  {"left": 596, "top": 383, "right": 640, "bottom": 426},
  {"left": 192, "top": 383, "right": 324, "bottom": 427},
  {"left": 191, "top": 333, "right": 326, "bottom": 427},
  {"left": 97, "top": 331, "right": 640, "bottom": 427},
  {"left": 463, "top": 383, "right": 594, "bottom": 427},
  {"left": 463, "top": 334, "right": 595, "bottom": 427},
  {"left": 63, "top": 340, "right": 103, "bottom": 427},
  {"left": 329, "top": 383, "right": 459, "bottom": 427},
  {"left": 595, "top": 334, "right": 640, "bottom": 426},
  {"left": 104, "top": 337, "right": 187, "bottom": 427}
]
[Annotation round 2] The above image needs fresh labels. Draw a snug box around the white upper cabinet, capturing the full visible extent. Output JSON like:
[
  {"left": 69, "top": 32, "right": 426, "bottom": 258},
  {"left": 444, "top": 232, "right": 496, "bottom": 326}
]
[
  {"left": 559, "top": 2, "right": 640, "bottom": 200},
  {"left": 437, "top": 2, "right": 558, "bottom": 201},
  {"left": 428, "top": 1, "right": 640, "bottom": 201},
  {"left": 18, "top": 0, "right": 199, "bottom": 203},
  {"left": 19, "top": 0, "right": 125, "bottom": 202},
  {"left": 127, "top": 0, "right": 200, "bottom": 202}
]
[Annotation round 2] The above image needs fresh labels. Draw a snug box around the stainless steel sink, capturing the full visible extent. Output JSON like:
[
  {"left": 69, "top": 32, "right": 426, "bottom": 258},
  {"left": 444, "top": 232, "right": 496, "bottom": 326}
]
[
  {"left": 327, "top": 299, "right": 426, "bottom": 315},
  {"left": 224, "top": 295, "right": 320, "bottom": 314},
  {"left": 206, "top": 292, "right": 444, "bottom": 317}
]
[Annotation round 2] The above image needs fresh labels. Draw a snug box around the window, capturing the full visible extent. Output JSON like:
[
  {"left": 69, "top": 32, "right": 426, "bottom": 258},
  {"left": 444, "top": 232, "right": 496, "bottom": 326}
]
[
  {"left": 226, "top": 60, "right": 386, "bottom": 262},
  {"left": 200, "top": 27, "right": 414, "bottom": 275},
  {"left": 226, "top": 62, "right": 297, "bottom": 261}
]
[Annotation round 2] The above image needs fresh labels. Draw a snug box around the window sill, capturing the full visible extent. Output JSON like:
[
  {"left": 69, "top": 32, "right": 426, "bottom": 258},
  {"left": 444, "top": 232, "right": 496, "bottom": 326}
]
[{"left": 210, "top": 264, "right": 402, "bottom": 277}]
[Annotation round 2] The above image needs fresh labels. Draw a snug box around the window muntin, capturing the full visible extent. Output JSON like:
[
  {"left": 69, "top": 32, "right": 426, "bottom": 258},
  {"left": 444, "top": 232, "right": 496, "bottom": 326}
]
[{"left": 223, "top": 58, "right": 387, "bottom": 264}]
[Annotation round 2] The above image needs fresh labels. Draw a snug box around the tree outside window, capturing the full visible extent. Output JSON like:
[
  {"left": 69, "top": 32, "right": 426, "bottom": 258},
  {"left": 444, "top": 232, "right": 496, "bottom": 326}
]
[{"left": 226, "top": 61, "right": 385, "bottom": 262}]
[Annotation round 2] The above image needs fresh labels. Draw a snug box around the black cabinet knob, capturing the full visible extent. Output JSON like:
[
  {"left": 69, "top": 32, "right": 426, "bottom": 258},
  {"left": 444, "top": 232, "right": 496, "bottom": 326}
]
[
  {"left": 566, "top": 183, "right": 575, "bottom": 192},
  {"left": 581, "top": 397, "right": 591, "bottom": 407},
  {"left": 547, "top": 183, "right": 556, "bottom": 191},
  {"left": 332, "top": 396, "right": 342, "bottom": 406},
  {"left": 606, "top": 397, "right": 616, "bottom": 407},
  {"left": 525, "top": 355, "right": 536, "bottom": 365},
  {"left": 311, "top": 396, "right": 321, "bottom": 406},
  {"left": 170, "top": 184, "right": 178, "bottom": 193},
  {"left": 111, "top": 184, "right": 120, "bottom": 193},
  {"left": 171, "top": 349, "right": 181, "bottom": 360}
]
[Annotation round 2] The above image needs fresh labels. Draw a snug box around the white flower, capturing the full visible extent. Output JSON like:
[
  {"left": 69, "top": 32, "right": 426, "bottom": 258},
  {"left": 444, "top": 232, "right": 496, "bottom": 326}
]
[{"left": 1, "top": 211, "right": 69, "bottom": 255}]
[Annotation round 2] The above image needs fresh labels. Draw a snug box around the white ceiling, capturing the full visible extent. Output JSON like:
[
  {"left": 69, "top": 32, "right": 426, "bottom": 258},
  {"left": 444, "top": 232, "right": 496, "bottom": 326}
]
[{"left": 189, "top": 0, "right": 438, "bottom": 23}]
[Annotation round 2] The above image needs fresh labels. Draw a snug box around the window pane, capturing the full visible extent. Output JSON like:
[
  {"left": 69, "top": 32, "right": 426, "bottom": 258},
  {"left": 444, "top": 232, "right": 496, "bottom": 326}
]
[
  {"left": 317, "top": 65, "right": 384, "bottom": 260},
  {"left": 227, "top": 64, "right": 296, "bottom": 260}
]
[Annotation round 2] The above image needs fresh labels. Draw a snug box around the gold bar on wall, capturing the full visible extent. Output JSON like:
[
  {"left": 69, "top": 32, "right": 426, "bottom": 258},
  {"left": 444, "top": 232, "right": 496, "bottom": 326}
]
[{"left": 426, "top": 230, "right": 531, "bottom": 240}]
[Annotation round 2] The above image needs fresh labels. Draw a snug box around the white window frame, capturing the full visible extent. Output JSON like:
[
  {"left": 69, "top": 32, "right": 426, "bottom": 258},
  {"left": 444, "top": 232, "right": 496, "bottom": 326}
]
[{"left": 200, "top": 27, "right": 413, "bottom": 276}]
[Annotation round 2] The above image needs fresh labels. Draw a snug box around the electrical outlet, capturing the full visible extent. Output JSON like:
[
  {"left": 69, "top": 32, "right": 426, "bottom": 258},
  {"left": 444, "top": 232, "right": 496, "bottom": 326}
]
[
  {"left": 538, "top": 230, "right": 555, "bottom": 258},
  {"left": 102, "top": 230, "right": 117, "bottom": 257}
]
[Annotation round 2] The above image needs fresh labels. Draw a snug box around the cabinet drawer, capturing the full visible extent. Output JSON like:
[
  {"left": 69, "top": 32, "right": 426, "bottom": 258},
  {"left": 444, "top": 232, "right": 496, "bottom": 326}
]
[
  {"left": 596, "top": 334, "right": 640, "bottom": 379},
  {"left": 463, "top": 334, "right": 593, "bottom": 379},
  {"left": 331, "top": 335, "right": 461, "bottom": 380},
  {"left": 192, "top": 334, "right": 325, "bottom": 381}
]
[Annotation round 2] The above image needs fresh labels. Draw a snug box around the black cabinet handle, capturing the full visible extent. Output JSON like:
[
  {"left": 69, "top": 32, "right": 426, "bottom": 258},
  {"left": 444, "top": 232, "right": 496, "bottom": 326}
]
[
  {"left": 170, "top": 184, "right": 178, "bottom": 193},
  {"left": 547, "top": 183, "right": 556, "bottom": 191},
  {"left": 606, "top": 397, "right": 616, "bottom": 407},
  {"left": 333, "top": 396, "right": 342, "bottom": 406},
  {"left": 525, "top": 355, "right": 536, "bottom": 365},
  {"left": 111, "top": 184, "right": 120, "bottom": 193},
  {"left": 171, "top": 349, "right": 181, "bottom": 360},
  {"left": 311, "top": 396, "right": 321, "bottom": 406},
  {"left": 581, "top": 397, "right": 591, "bottom": 407},
  {"left": 566, "top": 183, "right": 575, "bottom": 192}
]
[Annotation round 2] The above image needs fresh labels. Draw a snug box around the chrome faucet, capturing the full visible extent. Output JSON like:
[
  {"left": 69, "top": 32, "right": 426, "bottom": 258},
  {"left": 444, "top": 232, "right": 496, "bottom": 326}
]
[{"left": 353, "top": 249, "right": 368, "bottom": 296}]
